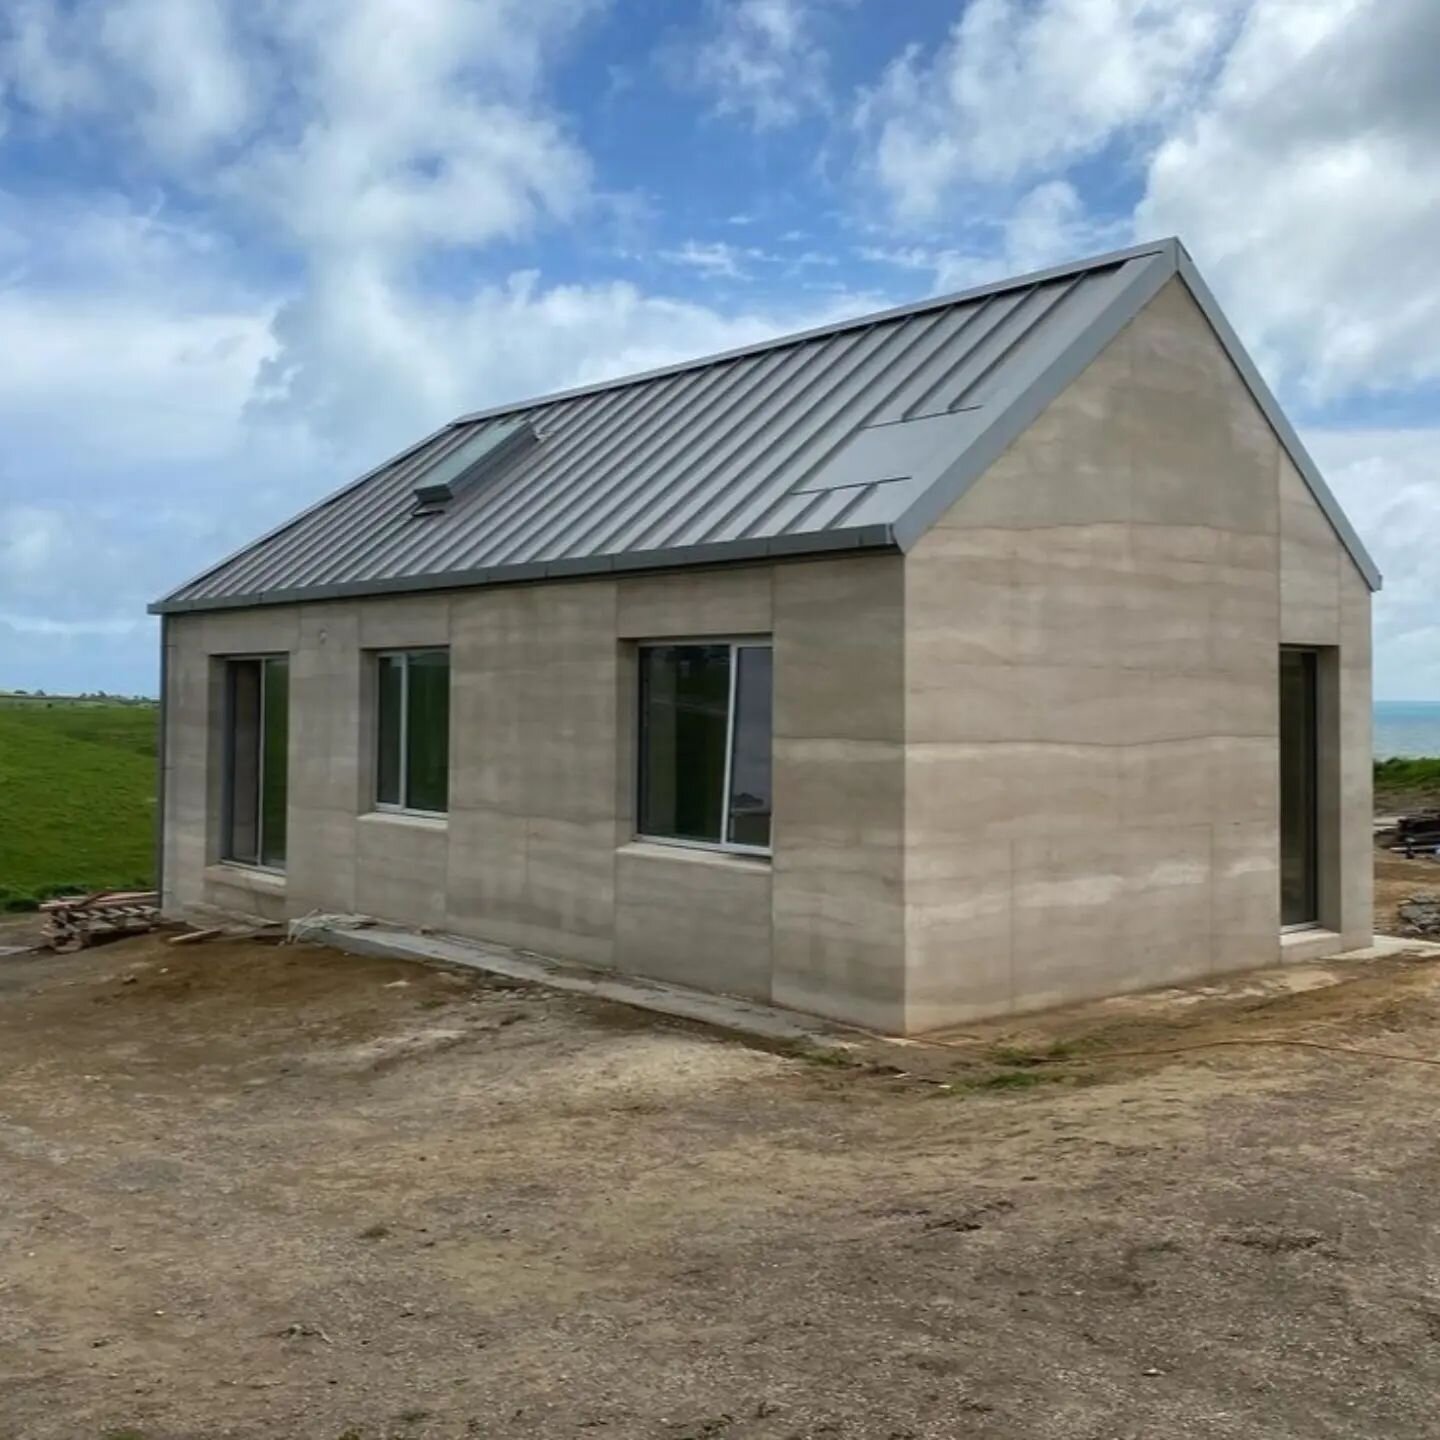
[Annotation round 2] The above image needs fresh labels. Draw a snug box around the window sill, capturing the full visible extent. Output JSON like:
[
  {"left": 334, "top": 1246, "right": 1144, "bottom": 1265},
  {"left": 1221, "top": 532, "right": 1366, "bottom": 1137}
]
[
  {"left": 1280, "top": 926, "right": 1344, "bottom": 962},
  {"left": 618, "top": 839, "right": 771, "bottom": 872},
  {"left": 360, "top": 809, "right": 449, "bottom": 831},
  {"left": 205, "top": 862, "right": 287, "bottom": 896}
]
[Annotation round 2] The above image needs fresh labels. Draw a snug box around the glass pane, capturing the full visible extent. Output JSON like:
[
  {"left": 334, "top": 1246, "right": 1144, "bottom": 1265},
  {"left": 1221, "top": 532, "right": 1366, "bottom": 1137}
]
[
  {"left": 638, "top": 645, "right": 729, "bottom": 843},
  {"left": 376, "top": 655, "right": 403, "bottom": 806},
  {"left": 405, "top": 650, "right": 450, "bottom": 813},
  {"left": 727, "top": 647, "right": 773, "bottom": 848},
  {"left": 260, "top": 657, "right": 289, "bottom": 869},
  {"left": 1279, "top": 649, "right": 1318, "bottom": 926},
  {"left": 226, "top": 661, "right": 261, "bottom": 863}
]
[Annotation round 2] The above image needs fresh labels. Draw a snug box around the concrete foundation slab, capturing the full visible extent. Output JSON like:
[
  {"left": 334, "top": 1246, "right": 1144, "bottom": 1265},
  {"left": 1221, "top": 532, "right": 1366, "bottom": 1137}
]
[{"left": 298, "top": 919, "right": 855, "bottom": 1050}]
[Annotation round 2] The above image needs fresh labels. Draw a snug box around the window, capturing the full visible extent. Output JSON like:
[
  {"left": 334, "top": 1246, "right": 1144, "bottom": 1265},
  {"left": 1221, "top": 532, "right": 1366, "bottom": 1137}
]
[
  {"left": 376, "top": 649, "right": 450, "bottom": 813},
  {"left": 411, "top": 417, "right": 538, "bottom": 511},
  {"left": 224, "top": 656, "right": 289, "bottom": 868},
  {"left": 1279, "top": 648, "right": 1319, "bottom": 927},
  {"left": 637, "top": 641, "right": 773, "bottom": 854}
]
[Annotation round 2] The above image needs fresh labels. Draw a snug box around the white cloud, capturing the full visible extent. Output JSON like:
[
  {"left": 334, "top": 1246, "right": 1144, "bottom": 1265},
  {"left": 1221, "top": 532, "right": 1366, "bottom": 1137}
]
[
  {"left": 858, "top": 180, "right": 1124, "bottom": 292},
  {"left": 676, "top": 0, "right": 833, "bottom": 130},
  {"left": 0, "top": 0, "right": 608, "bottom": 524},
  {"left": 1, "top": 0, "right": 256, "bottom": 162},
  {"left": 0, "top": 1, "right": 103, "bottom": 121},
  {"left": 253, "top": 262, "right": 875, "bottom": 452},
  {"left": 1136, "top": 0, "right": 1440, "bottom": 399},
  {"left": 0, "top": 192, "right": 272, "bottom": 467},
  {"left": 659, "top": 240, "right": 747, "bottom": 280},
  {"left": 0, "top": 178, "right": 295, "bottom": 697},
  {"left": 656, "top": 239, "right": 774, "bottom": 281},
  {"left": 1308, "top": 426, "right": 1440, "bottom": 701},
  {"left": 99, "top": 0, "right": 255, "bottom": 161},
  {"left": 231, "top": 2, "right": 594, "bottom": 260},
  {"left": 0, "top": 612, "right": 144, "bottom": 638},
  {"left": 212, "top": 0, "right": 601, "bottom": 448},
  {"left": 0, "top": 506, "right": 64, "bottom": 588},
  {"left": 848, "top": 0, "right": 1440, "bottom": 402},
  {"left": 2, "top": 1, "right": 599, "bottom": 263},
  {"left": 856, "top": 0, "right": 1242, "bottom": 222}
]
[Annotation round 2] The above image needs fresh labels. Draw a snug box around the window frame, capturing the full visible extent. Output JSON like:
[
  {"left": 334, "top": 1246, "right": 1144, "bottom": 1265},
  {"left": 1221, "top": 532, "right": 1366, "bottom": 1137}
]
[
  {"left": 221, "top": 652, "right": 289, "bottom": 873},
  {"left": 373, "top": 647, "right": 451, "bottom": 818},
  {"left": 1279, "top": 645, "right": 1321, "bottom": 933},
  {"left": 634, "top": 636, "right": 773, "bottom": 860}
]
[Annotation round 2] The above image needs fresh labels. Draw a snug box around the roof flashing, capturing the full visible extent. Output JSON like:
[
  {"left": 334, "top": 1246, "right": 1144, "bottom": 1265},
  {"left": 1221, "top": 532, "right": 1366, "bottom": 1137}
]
[{"left": 799, "top": 409, "right": 989, "bottom": 495}]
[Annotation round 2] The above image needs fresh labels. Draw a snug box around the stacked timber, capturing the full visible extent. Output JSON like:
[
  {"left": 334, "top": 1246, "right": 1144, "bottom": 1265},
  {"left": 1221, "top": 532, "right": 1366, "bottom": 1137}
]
[
  {"left": 40, "top": 890, "right": 159, "bottom": 952},
  {"left": 1395, "top": 812, "right": 1440, "bottom": 858}
]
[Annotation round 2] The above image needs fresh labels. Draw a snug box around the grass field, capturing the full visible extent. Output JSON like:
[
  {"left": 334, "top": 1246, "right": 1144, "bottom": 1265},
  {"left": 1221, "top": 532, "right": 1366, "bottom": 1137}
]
[
  {"left": 0, "top": 692, "right": 1436, "bottom": 913},
  {"left": 1374, "top": 755, "right": 1440, "bottom": 812},
  {"left": 0, "top": 703, "right": 158, "bottom": 909}
]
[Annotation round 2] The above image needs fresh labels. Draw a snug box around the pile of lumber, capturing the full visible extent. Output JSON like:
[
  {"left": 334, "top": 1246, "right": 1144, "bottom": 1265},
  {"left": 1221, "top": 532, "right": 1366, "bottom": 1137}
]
[
  {"left": 1391, "top": 812, "right": 1440, "bottom": 857},
  {"left": 40, "top": 890, "right": 159, "bottom": 952}
]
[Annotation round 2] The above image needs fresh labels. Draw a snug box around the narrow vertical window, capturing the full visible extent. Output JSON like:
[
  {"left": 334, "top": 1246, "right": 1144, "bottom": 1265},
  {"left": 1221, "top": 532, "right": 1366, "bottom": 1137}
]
[
  {"left": 376, "top": 654, "right": 404, "bottom": 806},
  {"left": 727, "top": 645, "right": 773, "bottom": 847},
  {"left": 375, "top": 649, "right": 450, "bottom": 813},
  {"left": 406, "top": 650, "right": 450, "bottom": 814},
  {"left": 1279, "top": 648, "right": 1318, "bottom": 927},
  {"left": 637, "top": 640, "right": 772, "bottom": 853},
  {"left": 227, "top": 661, "right": 261, "bottom": 863},
  {"left": 225, "top": 656, "right": 288, "bottom": 868}
]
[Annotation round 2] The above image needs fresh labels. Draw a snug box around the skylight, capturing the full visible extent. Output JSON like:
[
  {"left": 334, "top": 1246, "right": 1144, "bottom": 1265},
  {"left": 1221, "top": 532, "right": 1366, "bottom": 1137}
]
[{"left": 411, "top": 416, "right": 538, "bottom": 509}]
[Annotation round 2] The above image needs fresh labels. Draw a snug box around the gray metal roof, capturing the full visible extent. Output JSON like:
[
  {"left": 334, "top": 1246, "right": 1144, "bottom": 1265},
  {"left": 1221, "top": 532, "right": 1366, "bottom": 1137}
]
[{"left": 153, "top": 237, "right": 1380, "bottom": 613}]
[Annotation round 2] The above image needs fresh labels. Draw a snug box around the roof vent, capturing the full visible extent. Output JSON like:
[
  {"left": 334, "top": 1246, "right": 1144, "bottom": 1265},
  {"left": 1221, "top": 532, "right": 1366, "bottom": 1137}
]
[{"left": 411, "top": 416, "right": 538, "bottom": 510}]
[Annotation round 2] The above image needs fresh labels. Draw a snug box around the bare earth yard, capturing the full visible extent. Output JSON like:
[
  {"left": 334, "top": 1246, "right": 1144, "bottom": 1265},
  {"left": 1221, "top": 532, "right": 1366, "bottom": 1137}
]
[{"left": 4, "top": 908, "right": 1440, "bottom": 1439}]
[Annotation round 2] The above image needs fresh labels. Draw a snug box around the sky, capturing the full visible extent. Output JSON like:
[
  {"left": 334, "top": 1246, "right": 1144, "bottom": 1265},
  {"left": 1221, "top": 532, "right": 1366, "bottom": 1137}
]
[{"left": 0, "top": 0, "right": 1437, "bottom": 699}]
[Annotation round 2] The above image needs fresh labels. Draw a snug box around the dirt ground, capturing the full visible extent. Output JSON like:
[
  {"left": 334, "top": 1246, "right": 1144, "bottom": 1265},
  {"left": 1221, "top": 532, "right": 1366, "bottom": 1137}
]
[
  {"left": 5, "top": 920, "right": 1440, "bottom": 1440},
  {"left": 1375, "top": 843, "right": 1440, "bottom": 935}
]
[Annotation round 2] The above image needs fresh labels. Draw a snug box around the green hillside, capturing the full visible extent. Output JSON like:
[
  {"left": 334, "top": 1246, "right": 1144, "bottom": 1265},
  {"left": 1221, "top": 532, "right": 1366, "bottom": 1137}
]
[{"left": 0, "top": 703, "right": 158, "bottom": 908}]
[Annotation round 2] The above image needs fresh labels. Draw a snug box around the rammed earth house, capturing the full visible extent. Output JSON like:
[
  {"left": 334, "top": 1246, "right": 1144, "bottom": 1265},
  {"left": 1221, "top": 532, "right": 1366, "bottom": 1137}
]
[{"left": 151, "top": 239, "right": 1378, "bottom": 1033}]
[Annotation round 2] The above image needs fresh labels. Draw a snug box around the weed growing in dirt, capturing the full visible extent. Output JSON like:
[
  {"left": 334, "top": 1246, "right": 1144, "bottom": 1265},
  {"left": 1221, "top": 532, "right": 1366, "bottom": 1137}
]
[
  {"left": 987, "top": 1044, "right": 1048, "bottom": 1068},
  {"left": 791, "top": 1045, "right": 857, "bottom": 1068},
  {"left": 974, "top": 1070, "right": 1056, "bottom": 1090},
  {"left": 985, "top": 1037, "right": 1101, "bottom": 1068},
  {"left": 926, "top": 1067, "right": 1084, "bottom": 1096}
]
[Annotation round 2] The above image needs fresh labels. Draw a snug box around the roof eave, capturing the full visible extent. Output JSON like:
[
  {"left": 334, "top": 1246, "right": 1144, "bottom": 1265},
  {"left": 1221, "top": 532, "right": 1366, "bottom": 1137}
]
[
  {"left": 1173, "top": 250, "right": 1382, "bottom": 592},
  {"left": 146, "top": 525, "right": 901, "bottom": 615}
]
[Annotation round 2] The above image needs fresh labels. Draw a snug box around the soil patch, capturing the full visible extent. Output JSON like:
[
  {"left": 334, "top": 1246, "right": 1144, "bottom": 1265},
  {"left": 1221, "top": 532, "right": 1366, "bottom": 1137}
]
[{"left": 4, "top": 934, "right": 1440, "bottom": 1439}]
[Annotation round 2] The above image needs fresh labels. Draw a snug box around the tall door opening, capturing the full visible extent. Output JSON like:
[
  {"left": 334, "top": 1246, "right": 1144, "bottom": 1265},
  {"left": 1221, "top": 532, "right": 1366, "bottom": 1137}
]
[{"left": 1279, "top": 649, "right": 1319, "bottom": 927}]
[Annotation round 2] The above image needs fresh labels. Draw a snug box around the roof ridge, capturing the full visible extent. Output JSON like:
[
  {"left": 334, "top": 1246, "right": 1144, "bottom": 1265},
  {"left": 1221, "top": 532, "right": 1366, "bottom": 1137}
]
[{"left": 449, "top": 238, "right": 1183, "bottom": 428}]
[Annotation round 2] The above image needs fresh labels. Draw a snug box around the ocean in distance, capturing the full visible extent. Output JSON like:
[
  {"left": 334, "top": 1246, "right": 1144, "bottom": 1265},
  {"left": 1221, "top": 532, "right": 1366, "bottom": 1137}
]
[{"left": 1374, "top": 701, "right": 1440, "bottom": 759}]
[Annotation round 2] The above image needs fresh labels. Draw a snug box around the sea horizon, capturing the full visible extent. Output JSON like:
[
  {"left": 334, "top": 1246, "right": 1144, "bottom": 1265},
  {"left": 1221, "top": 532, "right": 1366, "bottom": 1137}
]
[{"left": 1374, "top": 700, "right": 1440, "bottom": 759}]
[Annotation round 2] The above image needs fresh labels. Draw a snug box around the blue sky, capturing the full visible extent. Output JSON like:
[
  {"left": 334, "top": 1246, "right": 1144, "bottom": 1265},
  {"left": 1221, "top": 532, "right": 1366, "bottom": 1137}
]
[{"left": 1, "top": 0, "right": 1437, "bottom": 698}]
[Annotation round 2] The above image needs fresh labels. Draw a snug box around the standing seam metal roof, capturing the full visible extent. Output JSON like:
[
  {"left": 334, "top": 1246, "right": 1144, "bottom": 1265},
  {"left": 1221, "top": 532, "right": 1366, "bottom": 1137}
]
[{"left": 153, "top": 237, "right": 1380, "bottom": 612}]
